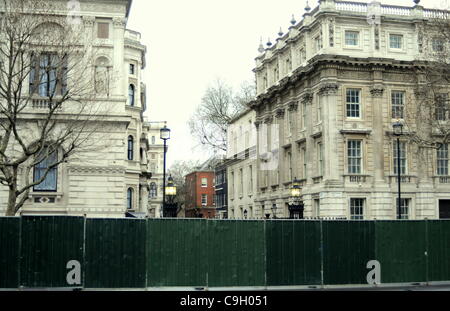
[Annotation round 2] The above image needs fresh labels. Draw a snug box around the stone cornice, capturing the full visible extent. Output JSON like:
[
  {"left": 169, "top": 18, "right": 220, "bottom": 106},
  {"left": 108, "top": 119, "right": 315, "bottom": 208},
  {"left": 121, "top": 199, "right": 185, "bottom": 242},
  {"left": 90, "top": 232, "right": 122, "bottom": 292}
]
[{"left": 318, "top": 83, "right": 339, "bottom": 96}]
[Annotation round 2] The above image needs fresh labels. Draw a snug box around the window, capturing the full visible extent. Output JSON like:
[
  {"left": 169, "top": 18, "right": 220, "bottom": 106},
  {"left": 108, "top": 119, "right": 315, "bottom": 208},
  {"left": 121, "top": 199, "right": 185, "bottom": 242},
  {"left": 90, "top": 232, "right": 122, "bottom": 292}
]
[
  {"left": 350, "top": 198, "right": 364, "bottom": 220},
  {"left": 201, "top": 194, "right": 207, "bottom": 206},
  {"left": 127, "top": 136, "right": 134, "bottom": 160},
  {"left": 201, "top": 177, "right": 207, "bottom": 187},
  {"left": 97, "top": 22, "right": 109, "bottom": 39},
  {"left": 397, "top": 198, "right": 409, "bottom": 219},
  {"left": 437, "top": 144, "right": 449, "bottom": 176},
  {"left": 389, "top": 34, "right": 403, "bottom": 49},
  {"left": 345, "top": 31, "right": 359, "bottom": 46},
  {"left": 348, "top": 140, "right": 362, "bottom": 174},
  {"left": 149, "top": 183, "right": 157, "bottom": 198},
  {"left": 30, "top": 53, "right": 68, "bottom": 97},
  {"left": 128, "top": 84, "right": 135, "bottom": 106},
  {"left": 391, "top": 91, "right": 405, "bottom": 119},
  {"left": 432, "top": 38, "right": 444, "bottom": 52},
  {"left": 33, "top": 148, "right": 58, "bottom": 192},
  {"left": 346, "top": 89, "right": 361, "bottom": 118},
  {"left": 393, "top": 141, "right": 407, "bottom": 175},
  {"left": 127, "top": 188, "right": 133, "bottom": 209},
  {"left": 318, "top": 143, "right": 324, "bottom": 176},
  {"left": 436, "top": 94, "right": 448, "bottom": 121},
  {"left": 129, "top": 64, "right": 135, "bottom": 75}
]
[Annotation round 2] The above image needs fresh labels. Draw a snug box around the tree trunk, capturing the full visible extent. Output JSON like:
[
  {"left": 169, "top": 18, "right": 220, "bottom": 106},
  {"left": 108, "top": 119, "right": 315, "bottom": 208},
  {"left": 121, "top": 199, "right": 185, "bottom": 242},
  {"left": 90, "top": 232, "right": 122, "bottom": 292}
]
[{"left": 6, "top": 185, "right": 17, "bottom": 216}]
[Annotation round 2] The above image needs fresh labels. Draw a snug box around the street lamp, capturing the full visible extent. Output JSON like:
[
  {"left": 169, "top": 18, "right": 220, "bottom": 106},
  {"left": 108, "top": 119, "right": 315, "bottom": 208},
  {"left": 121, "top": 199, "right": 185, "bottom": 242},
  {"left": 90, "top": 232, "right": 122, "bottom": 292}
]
[
  {"left": 160, "top": 124, "right": 170, "bottom": 217},
  {"left": 393, "top": 121, "right": 403, "bottom": 220},
  {"left": 165, "top": 175, "right": 177, "bottom": 217},
  {"left": 166, "top": 175, "right": 177, "bottom": 196},
  {"left": 243, "top": 209, "right": 248, "bottom": 219},
  {"left": 288, "top": 177, "right": 304, "bottom": 219}
]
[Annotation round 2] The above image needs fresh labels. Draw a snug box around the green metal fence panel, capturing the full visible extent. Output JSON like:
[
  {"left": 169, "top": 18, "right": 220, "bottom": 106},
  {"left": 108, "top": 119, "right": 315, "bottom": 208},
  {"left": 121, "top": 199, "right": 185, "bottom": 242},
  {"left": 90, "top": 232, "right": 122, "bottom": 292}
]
[
  {"left": 266, "top": 220, "right": 322, "bottom": 286},
  {"left": 322, "top": 221, "right": 375, "bottom": 285},
  {"left": 84, "top": 218, "right": 146, "bottom": 288},
  {"left": 207, "top": 220, "right": 265, "bottom": 287},
  {"left": 0, "top": 217, "right": 20, "bottom": 289},
  {"left": 19, "top": 216, "right": 84, "bottom": 288},
  {"left": 375, "top": 221, "right": 427, "bottom": 284},
  {"left": 147, "top": 218, "right": 207, "bottom": 287},
  {"left": 427, "top": 220, "right": 450, "bottom": 282}
]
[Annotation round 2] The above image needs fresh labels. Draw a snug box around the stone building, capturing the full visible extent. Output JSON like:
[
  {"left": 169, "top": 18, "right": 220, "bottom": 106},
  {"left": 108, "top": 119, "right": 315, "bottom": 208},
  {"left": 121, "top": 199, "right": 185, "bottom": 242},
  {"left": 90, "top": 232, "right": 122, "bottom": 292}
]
[
  {"left": 0, "top": 0, "right": 152, "bottom": 217},
  {"left": 143, "top": 120, "right": 168, "bottom": 218},
  {"left": 247, "top": 0, "right": 450, "bottom": 220},
  {"left": 226, "top": 109, "right": 259, "bottom": 219}
]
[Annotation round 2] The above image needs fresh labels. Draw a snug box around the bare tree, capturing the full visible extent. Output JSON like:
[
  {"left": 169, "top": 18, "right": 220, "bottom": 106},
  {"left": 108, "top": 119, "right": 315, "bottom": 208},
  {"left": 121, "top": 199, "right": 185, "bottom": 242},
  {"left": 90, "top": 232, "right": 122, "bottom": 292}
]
[
  {"left": 167, "top": 159, "right": 200, "bottom": 212},
  {"left": 188, "top": 78, "right": 255, "bottom": 154},
  {"left": 0, "top": 0, "right": 112, "bottom": 216},
  {"left": 407, "top": 15, "right": 450, "bottom": 150}
]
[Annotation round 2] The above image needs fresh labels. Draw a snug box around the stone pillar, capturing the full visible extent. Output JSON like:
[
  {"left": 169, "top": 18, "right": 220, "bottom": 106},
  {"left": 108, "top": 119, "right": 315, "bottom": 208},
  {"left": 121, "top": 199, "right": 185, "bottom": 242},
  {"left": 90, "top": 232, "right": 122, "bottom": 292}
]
[
  {"left": 370, "top": 84, "right": 385, "bottom": 184},
  {"left": 318, "top": 82, "right": 340, "bottom": 184},
  {"left": 112, "top": 17, "right": 126, "bottom": 98}
]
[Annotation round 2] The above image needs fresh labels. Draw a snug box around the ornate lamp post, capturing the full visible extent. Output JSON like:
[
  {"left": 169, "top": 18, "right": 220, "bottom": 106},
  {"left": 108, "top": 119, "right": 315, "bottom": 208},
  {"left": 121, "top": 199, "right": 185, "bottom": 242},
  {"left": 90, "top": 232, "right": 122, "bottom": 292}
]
[
  {"left": 393, "top": 121, "right": 403, "bottom": 220},
  {"left": 243, "top": 209, "right": 248, "bottom": 219},
  {"left": 288, "top": 177, "right": 304, "bottom": 219},
  {"left": 160, "top": 125, "right": 170, "bottom": 217}
]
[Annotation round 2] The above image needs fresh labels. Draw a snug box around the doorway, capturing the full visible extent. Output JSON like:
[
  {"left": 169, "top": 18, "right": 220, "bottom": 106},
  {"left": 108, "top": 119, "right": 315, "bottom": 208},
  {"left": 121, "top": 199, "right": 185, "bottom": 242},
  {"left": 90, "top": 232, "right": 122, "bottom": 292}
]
[{"left": 439, "top": 200, "right": 450, "bottom": 219}]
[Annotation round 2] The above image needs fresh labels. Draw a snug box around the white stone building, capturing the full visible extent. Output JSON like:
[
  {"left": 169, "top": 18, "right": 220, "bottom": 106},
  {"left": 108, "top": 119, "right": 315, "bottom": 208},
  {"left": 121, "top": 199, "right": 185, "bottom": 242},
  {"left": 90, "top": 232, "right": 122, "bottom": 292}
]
[
  {"left": 226, "top": 109, "right": 259, "bottom": 219},
  {"left": 0, "top": 0, "right": 152, "bottom": 217},
  {"left": 143, "top": 120, "right": 167, "bottom": 218},
  {"left": 246, "top": 0, "right": 450, "bottom": 220}
]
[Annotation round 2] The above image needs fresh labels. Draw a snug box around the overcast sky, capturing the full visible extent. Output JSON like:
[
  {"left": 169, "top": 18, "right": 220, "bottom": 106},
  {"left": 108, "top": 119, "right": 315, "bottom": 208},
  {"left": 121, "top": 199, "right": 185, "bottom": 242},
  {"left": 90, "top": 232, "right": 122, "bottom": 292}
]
[{"left": 126, "top": 0, "right": 445, "bottom": 167}]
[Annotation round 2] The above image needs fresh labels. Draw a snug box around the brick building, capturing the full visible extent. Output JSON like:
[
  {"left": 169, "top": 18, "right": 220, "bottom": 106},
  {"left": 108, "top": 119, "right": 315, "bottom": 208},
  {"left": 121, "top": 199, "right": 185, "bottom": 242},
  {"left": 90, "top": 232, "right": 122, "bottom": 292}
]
[{"left": 185, "top": 170, "right": 216, "bottom": 218}]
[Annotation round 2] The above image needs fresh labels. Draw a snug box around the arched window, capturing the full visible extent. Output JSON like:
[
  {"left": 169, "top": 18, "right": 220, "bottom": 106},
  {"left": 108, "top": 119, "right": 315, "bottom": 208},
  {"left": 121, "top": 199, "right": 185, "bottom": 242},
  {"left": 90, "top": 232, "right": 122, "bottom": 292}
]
[
  {"left": 128, "top": 84, "right": 135, "bottom": 106},
  {"left": 33, "top": 147, "right": 58, "bottom": 192},
  {"left": 149, "top": 182, "right": 157, "bottom": 198},
  {"left": 127, "top": 136, "right": 134, "bottom": 160},
  {"left": 127, "top": 188, "right": 133, "bottom": 210}
]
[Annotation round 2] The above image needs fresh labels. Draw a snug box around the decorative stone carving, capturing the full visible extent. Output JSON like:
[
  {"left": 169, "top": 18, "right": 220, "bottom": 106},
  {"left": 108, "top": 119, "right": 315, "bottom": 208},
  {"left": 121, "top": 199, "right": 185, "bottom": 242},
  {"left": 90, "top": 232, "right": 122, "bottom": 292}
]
[
  {"left": 370, "top": 87, "right": 385, "bottom": 97},
  {"left": 302, "top": 93, "right": 314, "bottom": 104},
  {"left": 83, "top": 16, "right": 95, "bottom": 27},
  {"left": 113, "top": 17, "right": 126, "bottom": 28},
  {"left": 264, "top": 115, "right": 273, "bottom": 124},
  {"left": 275, "top": 108, "right": 285, "bottom": 119},
  {"left": 288, "top": 101, "right": 299, "bottom": 111},
  {"left": 318, "top": 83, "right": 339, "bottom": 95},
  {"left": 374, "top": 26, "right": 380, "bottom": 50},
  {"left": 254, "top": 120, "right": 261, "bottom": 129}
]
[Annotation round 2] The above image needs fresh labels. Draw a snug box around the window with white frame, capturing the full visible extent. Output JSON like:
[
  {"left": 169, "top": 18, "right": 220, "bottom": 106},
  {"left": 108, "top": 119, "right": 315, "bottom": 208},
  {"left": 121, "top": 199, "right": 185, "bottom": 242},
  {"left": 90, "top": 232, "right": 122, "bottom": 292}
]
[
  {"left": 201, "top": 177, "right": 207, "bottom": 187},
  {"left": 437, "top": 144, "right": 449, "bottom": 176},
  {"left": 345, "top": 31, "right": 359, "bottom": 46},
  {"left": 318, "top": 142, "right": 324, "bottom": 176},
  {"left": 391, "top": 91, "right": 405, "bottom": 119},
  {"left": 393, "top": 141, "right": 407, "bottom": 175},
  {"left": 347, "top": 140, "right": 362, "bottom": 174},
  {"left": 201, "top": 194, "right": 207, "bottom": 206},
  {"left": 397, "top": 198, "right": 409, "bottom": 219},
  {"left": 33, "top": 148, "right": 58, "bottom": 192},
  {"left": 350, "top": 198, "right": 364, "bottom": 220},
  {"left": 389, "top": 34, "right": 403, "bottom": 49},
  {"left": 346, "top": 89, "right": 361, "bottom": 118}
]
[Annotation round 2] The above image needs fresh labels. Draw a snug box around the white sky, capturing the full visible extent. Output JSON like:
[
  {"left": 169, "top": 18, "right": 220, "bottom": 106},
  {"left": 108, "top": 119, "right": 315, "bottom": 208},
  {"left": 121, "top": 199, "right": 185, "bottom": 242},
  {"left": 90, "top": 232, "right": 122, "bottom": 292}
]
[{"left": 126, "top": 0, "right": 445, "bottom": 167}]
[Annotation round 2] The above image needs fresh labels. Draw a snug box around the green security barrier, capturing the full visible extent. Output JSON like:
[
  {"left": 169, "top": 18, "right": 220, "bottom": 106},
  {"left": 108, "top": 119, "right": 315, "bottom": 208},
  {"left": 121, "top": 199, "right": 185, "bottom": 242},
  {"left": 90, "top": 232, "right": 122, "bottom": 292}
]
[
  {"left": 147, "top": 218, "right": 207, "bottom": 287},
  {"left": 426, "top": 220, "right": 450, "bottom": 282},
  {"left": 0, "top": 217, "right": 20, "bottom": 288},
  {"left": 375, "top": 221, "right": 427, "bottom": 284},
  {"left": 19, "top": 216, "right": 84, "bottom": 288},
  {"left": 322, "top": 221, "right": 375, "bottom": 285},
  {"left": 84, "top": 218, "right": 146, "bottom": 288},
  {"left": 207, "top": 220, "right": 265, "bottom": 287},
  {"left": 266, "top": 220, "right": 321, "bottom": 286}
]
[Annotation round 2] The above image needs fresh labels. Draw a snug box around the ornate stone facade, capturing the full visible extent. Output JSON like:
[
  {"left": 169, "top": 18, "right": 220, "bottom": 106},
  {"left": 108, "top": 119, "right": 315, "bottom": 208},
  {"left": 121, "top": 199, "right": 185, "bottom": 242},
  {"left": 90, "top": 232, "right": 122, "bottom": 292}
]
[{"left": 244, "top": 0, "right": 450, "bottom": 220}]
